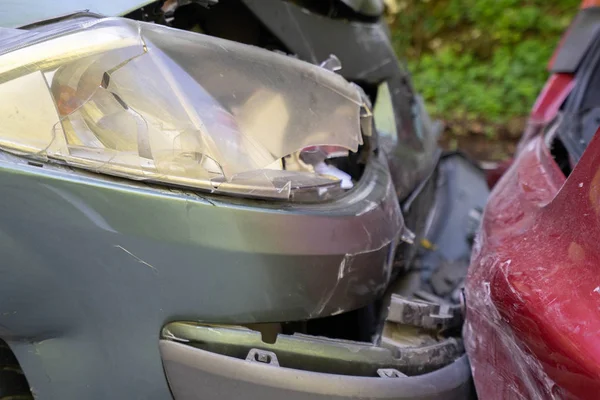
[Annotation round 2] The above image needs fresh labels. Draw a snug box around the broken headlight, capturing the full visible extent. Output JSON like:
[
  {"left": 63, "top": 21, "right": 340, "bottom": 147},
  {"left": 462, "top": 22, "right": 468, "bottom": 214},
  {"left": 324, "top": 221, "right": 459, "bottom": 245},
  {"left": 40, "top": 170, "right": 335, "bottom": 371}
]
[{"left": 0, "top": 17, "right": 366, "bottom": 199}]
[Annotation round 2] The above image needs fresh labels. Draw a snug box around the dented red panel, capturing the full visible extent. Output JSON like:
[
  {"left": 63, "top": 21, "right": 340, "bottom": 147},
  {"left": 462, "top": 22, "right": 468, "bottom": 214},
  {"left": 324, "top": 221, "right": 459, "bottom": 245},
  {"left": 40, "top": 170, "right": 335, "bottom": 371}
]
[{"left": 465, "top": 130, "right": 600, "bottom": 399}]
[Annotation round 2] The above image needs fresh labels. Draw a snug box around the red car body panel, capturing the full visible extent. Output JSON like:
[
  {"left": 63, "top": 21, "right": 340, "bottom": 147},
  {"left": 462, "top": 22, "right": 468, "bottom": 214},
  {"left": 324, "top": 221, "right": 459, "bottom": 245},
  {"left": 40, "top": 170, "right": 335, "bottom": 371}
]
[
  {"left": 514, "top": 73, "right": 575, "bottom": 156},
  {"left": 530, "top": 74, "right": 576, "bottom": 124},
  {"left": 463, "top": 131, "right": 600, "bottom": 399},
  {"left": 466, "top": 130, "right": 600, "bottom": 398},
  {"left": 485, "top": 74, "right": 575, "bottom": 190}
]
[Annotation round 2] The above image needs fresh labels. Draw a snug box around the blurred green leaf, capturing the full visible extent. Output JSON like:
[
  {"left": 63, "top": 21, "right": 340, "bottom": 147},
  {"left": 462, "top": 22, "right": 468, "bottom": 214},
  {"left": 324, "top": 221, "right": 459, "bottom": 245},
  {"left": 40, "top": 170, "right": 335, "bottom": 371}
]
[{"left": 390, "top": 0, "right": 581, "bottom": 127}]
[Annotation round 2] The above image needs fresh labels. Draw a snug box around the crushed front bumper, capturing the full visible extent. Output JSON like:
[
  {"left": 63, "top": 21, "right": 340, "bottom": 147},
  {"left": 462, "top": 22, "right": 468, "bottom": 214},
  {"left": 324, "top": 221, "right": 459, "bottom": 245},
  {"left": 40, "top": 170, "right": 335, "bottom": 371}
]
[
  {"left": 160, "top": 324, "right": 473, "bottom": 400},
  {"left": 0, "top": 150, "right": 403, "bottom": 399}
]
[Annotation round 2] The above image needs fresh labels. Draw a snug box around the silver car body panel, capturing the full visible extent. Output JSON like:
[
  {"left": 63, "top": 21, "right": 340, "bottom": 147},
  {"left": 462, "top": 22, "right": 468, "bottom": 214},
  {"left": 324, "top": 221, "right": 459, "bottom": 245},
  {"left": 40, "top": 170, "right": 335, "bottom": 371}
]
[{"left": 0, "top": 147, "right": 403, "bottom": 398}]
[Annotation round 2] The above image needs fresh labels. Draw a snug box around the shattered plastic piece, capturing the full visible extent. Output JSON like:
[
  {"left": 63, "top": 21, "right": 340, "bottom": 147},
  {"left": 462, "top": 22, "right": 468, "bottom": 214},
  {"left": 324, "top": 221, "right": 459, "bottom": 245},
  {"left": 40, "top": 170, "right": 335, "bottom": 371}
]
[
  {"left": 299, "top": 145, "right": 350, "bottom": 165},
  {"left": 360, "top": 104, "right": 374, "bottom": 138},
  {"left": 313, "top": 162, "right": 353, "bottom": 189},
  {"left": 400, "top": 226, "right": 416, "bottom": 244},
  {"left": 319, "top": 54, "right": 342, "bottom": 72},
  {"left": 0, "top": 17, "right": 364, "bottom": 200},
  {"left": 373, "top": 82, "right": 398, "bottom": 143},
  {"left": 210, "top": 169, "right": 344, "bottom": 200},
  {"left": 242, "top": 0, "right": 440, "bottom": 199},
  {"left": 386, "top": 294, "right": 462, "bottom": 331},
  {"left": 377, "top": 369, "right": 407, "bottom": 378},
  {"left": 354, "top": 83, "right": 374, "bottom": 138}
]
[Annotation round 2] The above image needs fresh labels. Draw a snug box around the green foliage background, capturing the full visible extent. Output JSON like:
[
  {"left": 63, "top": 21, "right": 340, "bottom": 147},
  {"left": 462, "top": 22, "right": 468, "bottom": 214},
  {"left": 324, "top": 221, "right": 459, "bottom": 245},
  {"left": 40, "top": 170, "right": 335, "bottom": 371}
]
[{"left": 389, "top": 0, "right": 581, "bottom": 132}]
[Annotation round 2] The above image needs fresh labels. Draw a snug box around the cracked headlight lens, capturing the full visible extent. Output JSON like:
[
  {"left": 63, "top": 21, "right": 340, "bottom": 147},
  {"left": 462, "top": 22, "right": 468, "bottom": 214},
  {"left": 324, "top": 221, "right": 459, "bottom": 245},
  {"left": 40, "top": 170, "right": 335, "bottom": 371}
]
[{"left": 0, "top": 18, "right": 364, "bottom": 199}]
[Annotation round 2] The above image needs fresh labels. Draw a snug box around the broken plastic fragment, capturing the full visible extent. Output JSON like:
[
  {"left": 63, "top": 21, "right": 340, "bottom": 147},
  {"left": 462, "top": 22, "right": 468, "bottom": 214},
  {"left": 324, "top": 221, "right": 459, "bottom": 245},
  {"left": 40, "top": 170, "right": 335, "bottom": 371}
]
[
  {"left": 401, "top": 227, "right": 416, "bottom": 244},
  {"left": 354, "top": 83, "right": 374, "bottom": 138},
  {"left": 373, "top": 82, "right": 398, "bottom": 143},
  {"left": 0, "top": 17, "right": 364, "bottom": 200},
  {"left": 313, "top": 162, "right": 353, "bottom": 189},
  {"left": 360, "top": 104, "right": 374, "bottom": 138},
  {"left": 210, "top": 169, "right": 343, "bottom": 200},
  {"left": 377, "top": 369, "right": 406, "bottom": 378},
  {"left": 319, "top": 54, "right": 342, "bottom": 72}
]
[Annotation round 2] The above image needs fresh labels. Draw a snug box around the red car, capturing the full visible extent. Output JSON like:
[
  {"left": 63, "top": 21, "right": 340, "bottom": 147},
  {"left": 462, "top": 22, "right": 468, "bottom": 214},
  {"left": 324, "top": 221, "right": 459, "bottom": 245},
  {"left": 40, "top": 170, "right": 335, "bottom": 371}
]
[{"left": 465, "top": 1, "right": 600, "bottom": 399}]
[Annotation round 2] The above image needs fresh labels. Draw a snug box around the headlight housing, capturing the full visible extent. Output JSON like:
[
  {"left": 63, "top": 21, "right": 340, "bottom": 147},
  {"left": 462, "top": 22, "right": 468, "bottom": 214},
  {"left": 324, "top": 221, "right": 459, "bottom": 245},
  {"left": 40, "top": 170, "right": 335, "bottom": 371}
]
[{"left": 0, "top": 17, "right": 367, "bottom": 199}]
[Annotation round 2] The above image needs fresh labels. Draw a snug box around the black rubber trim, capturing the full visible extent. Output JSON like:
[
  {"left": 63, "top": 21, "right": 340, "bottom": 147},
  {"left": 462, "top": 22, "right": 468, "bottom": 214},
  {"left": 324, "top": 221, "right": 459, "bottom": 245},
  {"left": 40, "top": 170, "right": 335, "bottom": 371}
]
[
  {"left": 558, "top": 25, "right": 600, "bottom": 162},
  {"left": 551, "top": 7, "right": 600, "bottom": 73}
]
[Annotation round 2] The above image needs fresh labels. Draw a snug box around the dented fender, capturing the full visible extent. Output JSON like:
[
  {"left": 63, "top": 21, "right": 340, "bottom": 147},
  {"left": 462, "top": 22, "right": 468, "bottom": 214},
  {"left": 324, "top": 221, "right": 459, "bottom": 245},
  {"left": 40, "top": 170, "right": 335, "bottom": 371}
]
[
  {"left": 465, "top": 132, "right": 600, "bottom": 399},
  {"left": 0, "top": 146, "right": 404, "bottom": 399}
]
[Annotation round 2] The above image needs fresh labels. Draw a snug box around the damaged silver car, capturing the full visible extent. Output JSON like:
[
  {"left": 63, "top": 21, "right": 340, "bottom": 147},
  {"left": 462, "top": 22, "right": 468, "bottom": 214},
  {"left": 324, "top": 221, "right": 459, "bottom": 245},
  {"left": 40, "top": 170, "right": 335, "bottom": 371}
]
[{"left": 0, "top": 1, "right": 488, "bottom": 399}]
